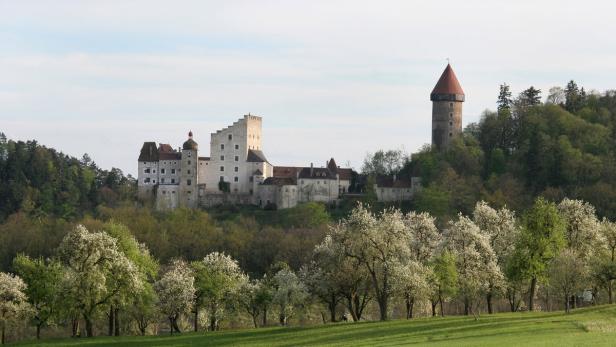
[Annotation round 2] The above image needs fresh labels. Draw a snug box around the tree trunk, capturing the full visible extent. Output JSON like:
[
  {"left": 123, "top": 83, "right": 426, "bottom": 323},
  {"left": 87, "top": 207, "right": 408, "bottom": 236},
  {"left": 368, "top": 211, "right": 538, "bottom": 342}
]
[
  {"left": 329, "top": 293, "right": 337, "bottom": 323},
  {"left": 377, "top": 295, "right": 388, "bottom": 321},
  {"left": 114, "top": 307, "right": 120, "bottom": 336},
  {"left": 439, "top": 293, "right": 445, "bottom": 317},
  {"left": 464, "top": 297, "right": 470, "bottom": 316},
  {"left": 529, "top": 277, "right": 537, "bottom": 311},
  {"left": 108, "top": 306, "right": 114, "bottom": 336},
  {"left": 262, "top": 307, "right": 267, "bottom": 327},
  {"left": 486, "top": 292, "right": 493, "bottom": 314},
  {"left": 36, "top": 323, "right": 41, "bottom": 340},
  {"left": 84, "top": 315, "right": 94, "bottom": 337},
  {"left": 252, "top": 315, "right": 259, "bottom": 329},
  {"left": 431, "top": 300, "right": 437, "bottom": 317},
  {"left": 172, "top": 317, "right": 181, "bottom": 333},
  {"left": 405, "top": 297, "right": 414, "bottom": 319},
  {"left": 347, "top": 296, "right": 359, "bottom": 322},
  {"left": 508, "top": 289, "right": 516, "bottom": 312},
  {"left": 169, "top": 318, "right": 174, "bottom": 336},
  {"left": 71, "top": 318, "right": 79, "bottom": 337},
  {"left": 194, "top": 306, "right": 199, "bottom": 332},
  {"left": 609, "top": 281, "right": 613, "bottom": 304},
  {"left": 353, "top": 293, "right": 364, "bottom": 321},
  {"left": 279, "top": 313, "right": 287, "bottom": 326},
  {"left": 1, "top": 323, "right": 5, "bottom": 345},
  {"left": 565, "top": 295, "right": 569, "bottom": 313},
  {"left": 209, "top": 316, "right": 217, "bottom": 331}
]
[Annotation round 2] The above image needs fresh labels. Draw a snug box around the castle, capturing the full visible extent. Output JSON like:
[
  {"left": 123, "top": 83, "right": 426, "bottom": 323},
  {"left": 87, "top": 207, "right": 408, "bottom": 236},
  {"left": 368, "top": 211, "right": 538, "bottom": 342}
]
[{"left": 137, "top": 64, "right": 463, "bottom": 209}]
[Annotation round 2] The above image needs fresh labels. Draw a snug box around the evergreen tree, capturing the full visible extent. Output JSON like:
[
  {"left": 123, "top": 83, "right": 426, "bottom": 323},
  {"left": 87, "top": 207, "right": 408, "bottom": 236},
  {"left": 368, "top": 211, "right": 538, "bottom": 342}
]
[
  {"left": 497, "top": 83, "right": 513, "bottom": 113},
  {"left": 520, "top": 86, "right": 542, "bottom": 106}
]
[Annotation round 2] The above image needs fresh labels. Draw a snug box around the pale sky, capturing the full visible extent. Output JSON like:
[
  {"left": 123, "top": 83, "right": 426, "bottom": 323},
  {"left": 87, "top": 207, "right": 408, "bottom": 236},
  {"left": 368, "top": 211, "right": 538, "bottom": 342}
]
[{"left": 1, "top": 1, "right": 616, "bottom": 176}]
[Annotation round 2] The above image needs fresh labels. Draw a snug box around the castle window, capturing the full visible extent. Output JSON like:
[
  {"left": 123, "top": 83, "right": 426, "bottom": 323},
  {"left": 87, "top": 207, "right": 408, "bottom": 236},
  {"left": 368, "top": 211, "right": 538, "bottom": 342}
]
[
  {"left": 449, "top": 113, "right": 453, "bottom": 118},
  {"left": 220, "top": 166, "right": 224, "bottom": 172},
  {"left": 221, "top": 144, "right": 225, "bottom": 150},
  {"left": 234, "top": 176, "right": 239, "bottom": 182},
  {"left": 144, "top": 178, "right": 150, "bottom": 183},
  {"left": 188, "top": 160, "right": 191, "bottom": 165},
  {"left": 171, "top": 169, "right": 176, "bottom": 174},
  {"left": 187, "top": 152, "right": 191, "bottom": 157},
  {"left": 172, "top": 191, "right": 176, "bottom": 194},
  {"left": 171, "top": 178, "right": 175, "bottom": 184},
  {"left": 228, "top": 134, "right": 233, "bottom": 141},
  {"left": 449, "top": 121, "right": 453, "bottom": 126},
  {"left": 152, "top": 179, "right": 156, "bottom": 184},
  {"left": 249, "top": 176, "right": 254, "bottom": 182},
  {"left": 161, "top": 178, "right": 165, "bottom": 183},
  {"left": 235, "top": 144, "right": 239, "bottom": 150},
  {"left": 450, "top": 102, "right": 453, "bottom": 108},
  {"left": 187, "top": 179, "right": 192, "bottom": 186},
  {"left": 187, "top": 170, "right": 191, "bottom": 174},
  {"left": 220, "top": 176, "right": 224, "bottom": 182},
  {"left": 449, "top": 132, "right": 453, "bottom": 137},
  {"left": 235, "top": 155, "right": 239, "bottom": 161},
  {"left": 161, "top": 168, "right": 165, "bottom": 174},
  {"left": 220, "top": 155, "right": 225, "bottom": 160},
  {"left": 162, "top": 190, "right": 166, "bottom": 194},
  {"left": 187, "top": 191, "right": 191, "bottom": 194},
  {"left": 234, "top": 167, "right": 239, "bottom": 172}
]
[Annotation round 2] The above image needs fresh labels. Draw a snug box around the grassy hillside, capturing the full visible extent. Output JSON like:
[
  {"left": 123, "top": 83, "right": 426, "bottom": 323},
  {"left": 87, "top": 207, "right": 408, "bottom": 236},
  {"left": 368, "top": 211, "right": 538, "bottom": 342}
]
[{"left": 15, "top": 305, "right": 616, "bottom": 346}]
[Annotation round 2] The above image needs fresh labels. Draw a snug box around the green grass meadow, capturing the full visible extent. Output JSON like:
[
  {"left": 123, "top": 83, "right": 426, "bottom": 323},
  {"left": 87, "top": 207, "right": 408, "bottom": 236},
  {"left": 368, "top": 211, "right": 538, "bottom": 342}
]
[{"left": 15, "top": 305, "right": 616, "bottom": 346}]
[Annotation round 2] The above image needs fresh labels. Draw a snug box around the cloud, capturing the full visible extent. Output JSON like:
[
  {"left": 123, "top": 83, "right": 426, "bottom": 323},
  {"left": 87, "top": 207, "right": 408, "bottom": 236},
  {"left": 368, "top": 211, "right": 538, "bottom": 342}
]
[{"left": 1, "top": 1, "right": 616, "bottom": 175}]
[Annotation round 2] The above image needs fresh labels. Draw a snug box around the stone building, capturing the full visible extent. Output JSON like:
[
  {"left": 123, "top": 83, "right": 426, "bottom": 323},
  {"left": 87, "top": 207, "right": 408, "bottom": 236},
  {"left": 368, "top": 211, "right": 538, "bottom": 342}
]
[
  {"left": 137, "top": 64, "right": 462, "bottom": 209},
  {"left": 137, "top": 116, "right": 353, "bottom": 210},
  {"left": 374, "top": 175, "right": 422, "bottom": 203},
  {"left": 431, "top": 64, "right": 465, "bottom": 150}
]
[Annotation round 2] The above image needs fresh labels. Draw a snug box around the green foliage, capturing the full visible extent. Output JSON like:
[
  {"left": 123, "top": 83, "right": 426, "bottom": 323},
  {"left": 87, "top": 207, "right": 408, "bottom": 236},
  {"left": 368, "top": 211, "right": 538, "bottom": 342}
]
[
  {"left": 510, "top": 198, "right": 565, "bottom": 284},
  {"left": 12, "top": 255, "right": 63, "bottom": 337},
  {"left": 0, "top": 134, "right": 135, "bottom": 221}
]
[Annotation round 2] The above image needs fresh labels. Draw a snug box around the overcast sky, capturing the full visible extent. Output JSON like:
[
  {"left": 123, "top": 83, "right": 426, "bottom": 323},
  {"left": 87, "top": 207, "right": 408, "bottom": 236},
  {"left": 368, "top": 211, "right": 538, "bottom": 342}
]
[{"left": 1, "top": 1, "right": 616, "bottom": 175}]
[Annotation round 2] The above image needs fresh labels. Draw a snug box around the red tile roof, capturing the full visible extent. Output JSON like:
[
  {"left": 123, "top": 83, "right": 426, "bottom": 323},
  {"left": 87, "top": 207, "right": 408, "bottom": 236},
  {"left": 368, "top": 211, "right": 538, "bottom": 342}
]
[{"left": 431, "top": 64, "right": 464, "bottom": 96}]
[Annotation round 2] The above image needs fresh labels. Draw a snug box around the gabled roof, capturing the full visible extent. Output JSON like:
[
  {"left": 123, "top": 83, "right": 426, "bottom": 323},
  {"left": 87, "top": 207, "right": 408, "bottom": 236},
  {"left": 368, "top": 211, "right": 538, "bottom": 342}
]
[
  {"left": 159, "top": 152, "right": 181, "bottom": 160},
  {"left": 247, "top": 149, "right": 269, "bottom": 163},
  {"left": 273, "top": 166, "right": 302, "bottom": 178},
  {"left": 430, "top": 64, "right": 465, "bottom": 98},
  {"left": 327, "top": 158, "right": 338, "bottom": 173},
  {"left": 375, "top": 175, "right": 412, "bottom": 188},
  {"left": 158, "top": 143, "right": 174, "bottom": 153},
  {"left": 262, "top": 177, "right": 297, "bottom": 186},
  {"left": 138, "top": 142, "right": 159, "bottom": 162},
  {"left": 298, "top": 167, "right": 337, "bottom": 179}
]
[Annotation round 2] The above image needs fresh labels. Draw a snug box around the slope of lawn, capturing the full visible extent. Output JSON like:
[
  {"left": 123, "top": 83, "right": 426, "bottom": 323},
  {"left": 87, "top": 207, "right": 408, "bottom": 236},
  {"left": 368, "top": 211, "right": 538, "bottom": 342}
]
[{"left": 15, "top": 305, "right": 616, "bottom": 347}]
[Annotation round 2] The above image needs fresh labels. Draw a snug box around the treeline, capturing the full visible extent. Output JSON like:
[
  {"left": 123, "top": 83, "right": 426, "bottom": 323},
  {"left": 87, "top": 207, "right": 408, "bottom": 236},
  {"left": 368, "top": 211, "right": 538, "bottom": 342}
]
[
  {"left": 390, "top": 82, "right": 616, "bottom": 220},
  {"left": 0, "top": 133, "right": 136, "bottom": 221},
  {"left": 1, "top": 198, "right": 614, "bottom": 344},
  {"left": 0, "top": 203, "right": 330, "bottom": 277}
]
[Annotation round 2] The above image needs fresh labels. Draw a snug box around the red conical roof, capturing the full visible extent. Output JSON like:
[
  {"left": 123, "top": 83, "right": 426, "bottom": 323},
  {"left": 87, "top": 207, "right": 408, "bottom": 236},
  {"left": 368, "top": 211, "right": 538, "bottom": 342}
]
[{"left": 431, "top": 64, "right": 464, "bottom": 96}]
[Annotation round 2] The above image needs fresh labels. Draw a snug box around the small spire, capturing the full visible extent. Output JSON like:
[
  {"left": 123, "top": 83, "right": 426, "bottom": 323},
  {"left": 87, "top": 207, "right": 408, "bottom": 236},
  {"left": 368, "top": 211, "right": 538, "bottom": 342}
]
[{"left": 188, "top": 130, "right": 193, "bottom": 138}]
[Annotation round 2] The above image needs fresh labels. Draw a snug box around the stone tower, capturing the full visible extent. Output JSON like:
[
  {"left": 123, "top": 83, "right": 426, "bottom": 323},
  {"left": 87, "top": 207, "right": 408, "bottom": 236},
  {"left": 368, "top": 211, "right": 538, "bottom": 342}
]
[
  {"left": 430, "top": 64, "right": 465, "bottom": 150},
  {"left": 179, "top": 131, "right": 199, "bottom": 208}
]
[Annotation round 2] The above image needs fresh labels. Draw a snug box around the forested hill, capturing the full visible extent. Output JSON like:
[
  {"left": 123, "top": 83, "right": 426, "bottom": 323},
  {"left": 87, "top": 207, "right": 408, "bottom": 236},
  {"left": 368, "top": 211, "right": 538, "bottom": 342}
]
[
  {"left": 0, "top": 133, "right": 136, "bottom": 221},
  {"left": 404, "top": 82, "right": 616, "bottom": 220}
]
